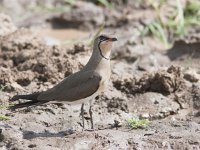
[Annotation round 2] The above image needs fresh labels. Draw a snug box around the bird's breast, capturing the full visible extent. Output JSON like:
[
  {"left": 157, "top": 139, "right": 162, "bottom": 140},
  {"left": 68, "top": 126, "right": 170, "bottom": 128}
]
[
  {"left": 94, "top": 60, "right": 111, "bottom": 92},
  {"left": 98, "top": 70, "right": 111, "bottom": 93}
]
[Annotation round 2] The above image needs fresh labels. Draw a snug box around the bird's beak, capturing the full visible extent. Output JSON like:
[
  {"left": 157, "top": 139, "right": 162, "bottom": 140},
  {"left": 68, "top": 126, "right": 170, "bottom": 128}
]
[{"left": 108, "top": 37, "right": 118, "bottom": 42}]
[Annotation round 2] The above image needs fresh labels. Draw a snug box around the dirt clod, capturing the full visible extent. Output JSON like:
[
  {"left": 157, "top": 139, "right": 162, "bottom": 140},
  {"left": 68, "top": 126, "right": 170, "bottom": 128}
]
[
  {"left": 0, "top": 2, "right": 200, "bottom": 149},
  {"left": 113, "top": 66, "right": 185, "bottom": 95}
]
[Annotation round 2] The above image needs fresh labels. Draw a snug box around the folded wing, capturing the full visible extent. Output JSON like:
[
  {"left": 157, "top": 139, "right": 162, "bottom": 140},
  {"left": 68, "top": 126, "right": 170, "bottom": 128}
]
[{"left": 37, "top": 71, "right": 102, "bottom": 102}]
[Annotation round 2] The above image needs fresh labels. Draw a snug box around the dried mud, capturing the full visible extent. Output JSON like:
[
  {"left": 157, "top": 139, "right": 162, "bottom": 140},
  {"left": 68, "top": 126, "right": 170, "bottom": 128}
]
[{"left": 0, "top": 1, "right": 200, "bottom": 149}]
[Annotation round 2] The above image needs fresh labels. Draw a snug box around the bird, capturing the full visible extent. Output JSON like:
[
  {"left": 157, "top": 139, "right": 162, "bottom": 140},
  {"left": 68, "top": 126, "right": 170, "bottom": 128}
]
[{"left": 10, "top": 34, "right": 117, "bottom": 129}]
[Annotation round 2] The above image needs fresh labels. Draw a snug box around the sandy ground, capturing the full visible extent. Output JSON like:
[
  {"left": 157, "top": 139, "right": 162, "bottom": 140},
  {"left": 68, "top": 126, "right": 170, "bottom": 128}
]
[{"left": 0, "top": 0, "right": 200, "bottom": 149}]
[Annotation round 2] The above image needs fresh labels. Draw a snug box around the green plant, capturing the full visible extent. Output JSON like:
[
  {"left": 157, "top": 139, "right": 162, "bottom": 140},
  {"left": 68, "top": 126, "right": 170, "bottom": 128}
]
[
  {"left": 175, "top": 0, "right": 185, "bottom": 36},
  {"left": 141, "top": 0, "right": 200, "bottom": 48},
  {"left": 184, "top": 0, "right": 200, "bottom": 26},
  {"left": 62, "top": 23, "right": 105, "bottom": 47},
  {"left": 0, "top": 104, "right": 14, "bottom": 109},
  {"left": 0, "top": 85, "right": 6, "bottom": 92},
  {"left": 184, "top": 0, "right": 200, "bottom": 16},
  {"left": 89, "top": 23, "right": 105, "bottom": 46},
  {"left": 64, "top": 0, "right": 77, "bottom": 6},
  {"left": 142, "top": 22, "right": 170, "bottom": 48},
  {"left": 0, "top": 115, "right": 10, "bottom": 121},
  {"left": 98, "top": 0, "right": 113, "bottom": 9},
  {"left": 27, "top": 3, "right": 69, "bottom": 14},
  {"left": 0, "top": 104, "right": 14, "bottom": 121},
  {"left": 128, "top": 118, "right": 150, "bottom": 129}
]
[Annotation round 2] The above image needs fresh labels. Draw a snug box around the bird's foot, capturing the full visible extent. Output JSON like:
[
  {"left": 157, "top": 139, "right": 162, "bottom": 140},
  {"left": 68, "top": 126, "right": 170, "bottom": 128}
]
[
  {"left": 89, "top": 105, "right": 94, "bottom": 130},
  {"left": 85, "top": 128, "right": 96, "bottom": 132},
  {"left": 63, "top": 128, "right": 76, "bottom": 136},
  {"left": 82, "top": 128, "right": 97, "bottom": 132},
  {"left": 80, "top": 103, "right": 85, "bottom": 128}
]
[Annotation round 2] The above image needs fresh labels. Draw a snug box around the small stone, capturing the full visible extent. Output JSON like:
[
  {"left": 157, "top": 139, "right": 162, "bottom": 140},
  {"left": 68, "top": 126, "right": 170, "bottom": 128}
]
[
  {"left": 140, "top": 113, "right": 150, "bottom": 119},
  {"left": 28, "top": 144, "right": 37, "bottom": 148},
  {"left": 184, "top": 69, "right": 199, "bottom": 82},
  {"left": 0, "top": 129, "right": 4, "bottom": 142},
  {"left": 65, "top": 128, "right": 75, "bottom": 135},
  {"left": 0, "top": 13, "right": 17, "bottom": 36},
  {"left": 60, "top": 104, "right": 69, "bottom": 110}
]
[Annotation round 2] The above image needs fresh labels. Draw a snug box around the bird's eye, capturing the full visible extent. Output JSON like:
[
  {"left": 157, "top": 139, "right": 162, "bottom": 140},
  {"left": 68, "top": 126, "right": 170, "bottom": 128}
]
[{"left": 99, "top": 36, "right": 108, "bottom": 41}]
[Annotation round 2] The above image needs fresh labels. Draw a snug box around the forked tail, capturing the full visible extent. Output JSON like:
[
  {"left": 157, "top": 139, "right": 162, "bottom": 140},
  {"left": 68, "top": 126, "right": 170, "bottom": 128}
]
[
  {"left": 10, "top": 92, "right": 40, "bottom": 101},
  {"left": 9, "top": 92, "right": 47, "bottom": 110}
]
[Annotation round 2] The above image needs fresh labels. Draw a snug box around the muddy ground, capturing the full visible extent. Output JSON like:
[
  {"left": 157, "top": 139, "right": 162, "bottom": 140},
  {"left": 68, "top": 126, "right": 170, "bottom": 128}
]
[{"left": 0, "top": 0, "right": 200, "bottom": 149}]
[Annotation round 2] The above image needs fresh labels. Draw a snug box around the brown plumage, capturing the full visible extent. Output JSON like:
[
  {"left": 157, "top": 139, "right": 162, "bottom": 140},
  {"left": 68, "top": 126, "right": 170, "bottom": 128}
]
[{"left": 10, "top": 34, "right": 117, "bottom": 129}]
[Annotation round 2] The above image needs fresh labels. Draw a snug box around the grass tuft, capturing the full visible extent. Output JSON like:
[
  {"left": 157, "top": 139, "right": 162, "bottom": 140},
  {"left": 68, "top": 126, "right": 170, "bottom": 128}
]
[
  {"left": 89, "top": 23, "right": 105, "bottom": 46},
  {"left": 142, "top": 22, "right": 170, "bottom": 48},
  {"left": 64, "top": 0, "right": 77, "bottom": 6},
  {"left": 128, "top": 118, "right": 150, "bottom": 129},
  {"left": 0, "top": 104, "right": 14, "bottom": 109},
  {"left": 98, "top": 0, "right": 113, "bottom": 9},
  {"left": 0, "top": 104, "right": 14, "bottom": 121},
  {"left": 141, "top": 0, "right": 200, "bottom": 48},
  {"left": 0, "top": 115, "right": 10, "bottom": 121}
]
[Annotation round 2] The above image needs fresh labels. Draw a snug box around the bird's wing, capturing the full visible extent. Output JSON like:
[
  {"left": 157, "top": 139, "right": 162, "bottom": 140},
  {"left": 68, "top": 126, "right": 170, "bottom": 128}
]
[{"left": 37, "top": 71, "right": 102, "bottom": 102}]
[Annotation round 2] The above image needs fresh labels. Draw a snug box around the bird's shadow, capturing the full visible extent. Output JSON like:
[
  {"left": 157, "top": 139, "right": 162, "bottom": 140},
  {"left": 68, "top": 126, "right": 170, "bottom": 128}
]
[{"left": 23, "top": 129, "right": 75, "bottom": 140}]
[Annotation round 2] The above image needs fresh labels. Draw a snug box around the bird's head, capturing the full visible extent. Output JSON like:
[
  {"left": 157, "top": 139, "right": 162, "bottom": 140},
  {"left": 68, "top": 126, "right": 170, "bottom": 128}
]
[{"left": 94, "top": 34, "right": 117, "bottom": 60}]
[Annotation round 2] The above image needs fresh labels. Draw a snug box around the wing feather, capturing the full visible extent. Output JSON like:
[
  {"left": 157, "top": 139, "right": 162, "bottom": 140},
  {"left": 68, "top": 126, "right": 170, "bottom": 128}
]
[{"left": 37, "top": 71, "right": 101, "bottom": 102}]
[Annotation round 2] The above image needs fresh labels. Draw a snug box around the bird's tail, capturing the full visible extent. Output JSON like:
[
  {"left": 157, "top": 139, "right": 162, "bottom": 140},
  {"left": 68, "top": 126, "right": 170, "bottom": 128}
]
[
  {"left": 9, "top": 92, "right": 47, "bottom": 110},
  {"left": 10, "top": 92, "right": 40, "bottom": 101}
]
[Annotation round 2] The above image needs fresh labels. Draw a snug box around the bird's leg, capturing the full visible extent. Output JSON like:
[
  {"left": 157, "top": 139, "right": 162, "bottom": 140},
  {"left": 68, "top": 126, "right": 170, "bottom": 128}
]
[
  {"left": 89, "top": 103, "right": 94, "bottom": 129},
  {"left": 81, "top": 103, "right": 85, "bottom": 128}
]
